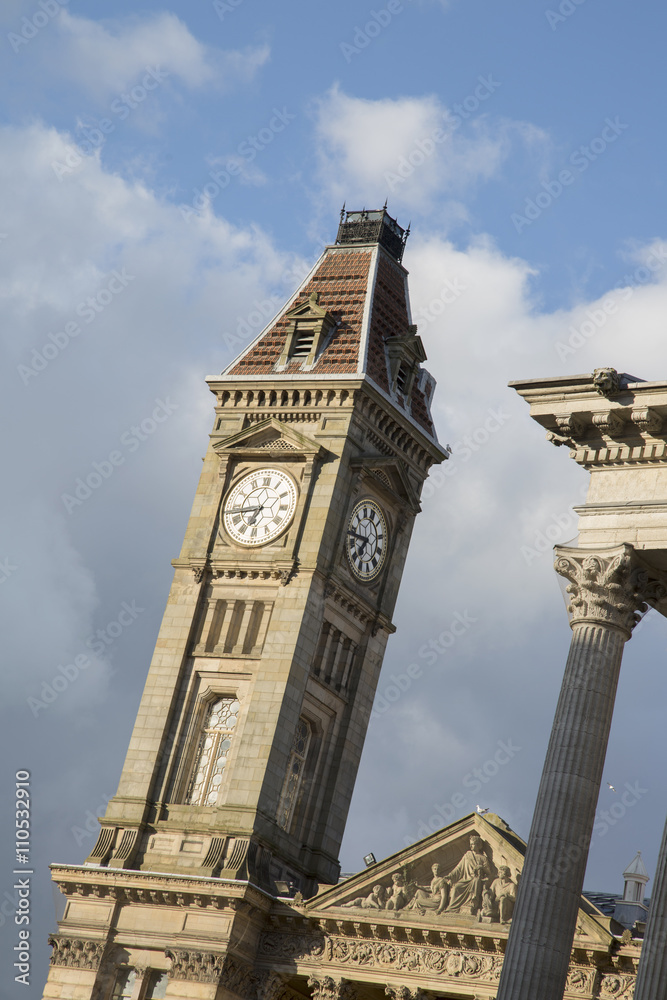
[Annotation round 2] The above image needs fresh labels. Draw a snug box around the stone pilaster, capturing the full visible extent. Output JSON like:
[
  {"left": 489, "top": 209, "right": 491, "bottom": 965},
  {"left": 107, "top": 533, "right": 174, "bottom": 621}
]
[
  {"left": 496, "top": 544, "right": 662, "bottom": 1000},
  {"left": 632, "top": 811, "right": 667, "bottom": 998}
]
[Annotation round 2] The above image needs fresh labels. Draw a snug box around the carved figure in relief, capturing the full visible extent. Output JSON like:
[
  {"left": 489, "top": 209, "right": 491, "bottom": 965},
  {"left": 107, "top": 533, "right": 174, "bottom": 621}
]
[
  {"left": 480, "top": 866, "right": 516, "bottom": 923},
  {"left": 408, "top": 863, "right": 449, "bottom": 915},
  {"left": 386, "top": 871, "right": 415, "bottom": 911},
  {"left": 343, "top": 885, "right": 387, "bottom": 909},
  {"left": 445, "top": 835, "right": 492, "bottom": 915}
]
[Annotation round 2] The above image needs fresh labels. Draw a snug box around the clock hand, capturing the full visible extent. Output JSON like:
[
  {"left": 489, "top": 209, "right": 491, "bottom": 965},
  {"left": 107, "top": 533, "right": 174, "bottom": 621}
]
[
  {"left": 227, "top": 505, "right": 263, "bottom": 514},
  {"left": 347, "top": 530, "right": 369, "bottom": 552}
]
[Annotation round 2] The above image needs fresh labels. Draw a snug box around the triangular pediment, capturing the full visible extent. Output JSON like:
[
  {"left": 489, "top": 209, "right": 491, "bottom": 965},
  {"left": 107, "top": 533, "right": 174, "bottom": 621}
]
[
  {"left": 284, "top": 290, "right": 332, "bottom": 324},
  {"left": 212, "top": 417, "right": 323, "bottom": 458},
  {"left": 307, "top": 813, "right": 613, "bottom": 947},
  {"left": 351, "top": 455, "right": 421, "bottom": 512}
]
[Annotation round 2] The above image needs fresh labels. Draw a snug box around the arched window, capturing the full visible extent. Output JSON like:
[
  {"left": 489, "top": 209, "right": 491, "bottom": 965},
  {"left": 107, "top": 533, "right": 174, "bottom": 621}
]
[
  {"left": 186, "top": 697, "right": 239, "bottom": 806},
  {"left": 277, "top": 718, "right": 311, "bottom": 831}
]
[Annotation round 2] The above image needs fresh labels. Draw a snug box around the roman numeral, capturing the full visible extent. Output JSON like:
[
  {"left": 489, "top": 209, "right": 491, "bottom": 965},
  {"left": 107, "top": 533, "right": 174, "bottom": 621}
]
[{"left": 262, "top": 477, "right": 271, "bottom": 485}]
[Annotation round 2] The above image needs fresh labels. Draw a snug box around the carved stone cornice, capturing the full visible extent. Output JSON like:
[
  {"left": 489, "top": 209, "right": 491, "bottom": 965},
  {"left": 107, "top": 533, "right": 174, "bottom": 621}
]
[
  {"left": 165, "top": 948, "right": 225, "bottom": 984},
  {"left": 307, "top": 976, "right": 357, "bottom": 1000},
  {"left": 48, "top": 936, "right": 106, "bottom": 970},
  {"left": 554, "top": 544, "right": 667, "bottom": 636},
  {"left": 49, "top": 864, "right": 269, "bottom": 912}
]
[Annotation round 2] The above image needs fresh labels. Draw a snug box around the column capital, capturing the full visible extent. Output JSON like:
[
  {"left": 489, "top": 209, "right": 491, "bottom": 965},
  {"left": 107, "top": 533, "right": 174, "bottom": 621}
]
[
  {"left": 554, "top": 543, "right": 667, "bottom": 636},
  {"left": 307, "top": 976, "right": 356, "bottom": 1000}
]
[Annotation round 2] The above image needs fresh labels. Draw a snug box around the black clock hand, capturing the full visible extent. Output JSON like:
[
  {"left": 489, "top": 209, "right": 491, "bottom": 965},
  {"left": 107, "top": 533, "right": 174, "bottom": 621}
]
[
  {"left": 227, "top": 505, "right": 263, "bottom": 515},
  {"left": 347, "top": 530, "right": 369, "bottom": 552}
]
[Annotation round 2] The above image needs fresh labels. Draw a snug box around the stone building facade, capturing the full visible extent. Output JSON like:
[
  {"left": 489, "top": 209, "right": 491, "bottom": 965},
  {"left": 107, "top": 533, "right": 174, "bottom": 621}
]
[{"left": 41, "top": 214, "right": 648, "bottom": 1000}]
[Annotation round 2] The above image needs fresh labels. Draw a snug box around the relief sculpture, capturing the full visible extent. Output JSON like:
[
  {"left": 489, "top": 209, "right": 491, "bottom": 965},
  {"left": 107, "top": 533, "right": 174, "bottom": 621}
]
[{"left": 342, "top": 834, "right": 519, "bottom": 924}]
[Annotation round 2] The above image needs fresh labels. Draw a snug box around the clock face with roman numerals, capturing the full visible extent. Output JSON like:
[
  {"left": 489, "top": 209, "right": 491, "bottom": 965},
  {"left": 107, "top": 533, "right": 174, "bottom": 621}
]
[
  {"left": 223, "top": 468, "right": 298, "bottom": 546},
  {"left": 346, "top": 499, "right": 388, "bottom": 581}
]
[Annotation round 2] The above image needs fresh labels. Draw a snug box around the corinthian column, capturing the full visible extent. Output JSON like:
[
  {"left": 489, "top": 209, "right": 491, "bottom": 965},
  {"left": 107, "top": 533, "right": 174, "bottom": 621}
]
[{"left": 497, "top": 543, "right": 660, "bottom": 1000}]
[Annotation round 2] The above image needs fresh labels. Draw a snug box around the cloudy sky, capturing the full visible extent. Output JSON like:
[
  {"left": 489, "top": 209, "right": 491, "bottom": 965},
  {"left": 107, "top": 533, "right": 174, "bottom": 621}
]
[{"left": 3, "top": 0, "right": 667, "bottom": 992}]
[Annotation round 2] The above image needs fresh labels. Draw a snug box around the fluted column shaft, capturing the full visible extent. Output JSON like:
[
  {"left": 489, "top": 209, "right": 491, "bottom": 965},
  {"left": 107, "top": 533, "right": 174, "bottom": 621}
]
[
  {"left": 633, "top": 812, "right": 667, "bottom": 998},
  {"left": 497, "top": 543, "right": 653, "bottom": 1000}
]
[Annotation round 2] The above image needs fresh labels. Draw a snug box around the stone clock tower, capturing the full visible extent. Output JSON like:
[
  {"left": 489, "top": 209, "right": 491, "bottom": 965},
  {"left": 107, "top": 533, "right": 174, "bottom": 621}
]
[{"left": 42, "top": 209, "right": 446, "bottom": 1000}]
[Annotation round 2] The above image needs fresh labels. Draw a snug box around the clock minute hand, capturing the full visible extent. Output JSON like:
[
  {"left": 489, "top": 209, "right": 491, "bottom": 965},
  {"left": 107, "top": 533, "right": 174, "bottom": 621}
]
[
  {"left": 227, "top": 505, "right": 263, "bottom": 514},
  {"left": 347, "top": 529, "right": 369, "bottom": 551}
]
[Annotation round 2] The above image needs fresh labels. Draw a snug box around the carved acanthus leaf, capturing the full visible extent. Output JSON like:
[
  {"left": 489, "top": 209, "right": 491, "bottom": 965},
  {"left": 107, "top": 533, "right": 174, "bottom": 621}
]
[
  {"left": 307, "top": 976, "right": 357, "bottom": 1000},
  {"left": 48, "top": 936, "right": 106, "bottom": 970},
  {"left": 386, "top": 987, "right": 433, "bottom": 1000},
  {"left": 164, "top": 948, "right": 225, "bottom": 984},
  {"left": 554, "top": 544, "right": 667, "bottom": 634}
]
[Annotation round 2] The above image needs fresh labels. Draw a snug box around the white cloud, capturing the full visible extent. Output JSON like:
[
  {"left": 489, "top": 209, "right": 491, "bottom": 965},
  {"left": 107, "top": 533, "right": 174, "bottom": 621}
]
[
  {"left": 0, "top": 121, "right": 299, "bottom": 712},
  {"left": 313, "top": 86, "right": 548, "bottom": 214},
  {"left": 47, "top": 10, "right": 269, "bottom": 99}
]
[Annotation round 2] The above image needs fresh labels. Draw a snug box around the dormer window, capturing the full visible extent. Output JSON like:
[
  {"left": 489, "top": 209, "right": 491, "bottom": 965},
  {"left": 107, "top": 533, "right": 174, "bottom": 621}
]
[
  {"left": 395, "top": 363, "right": 409, "bottom": 395},
  {"left": 291, "top": 323, "right": 316, "bottom": 359},
  {"left": 386, "top": 324, "right": 427, "bottom": 401},
  {"left": 276, "top": 291, "right": 337, "bottom": 370}
]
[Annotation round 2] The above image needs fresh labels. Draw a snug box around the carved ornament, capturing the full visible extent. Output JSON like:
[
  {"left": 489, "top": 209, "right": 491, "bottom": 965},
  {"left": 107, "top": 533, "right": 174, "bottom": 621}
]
[
  {"left": 631, "top": 407, "right": 663, "bottom": 435},
  {"left": 48, "top": 936, "right": 105, "bottom": 970},
  {"left": 592, "top": 410, "right": 625, "bottom": 438},
  {"left": 164, "top": 948, "right": 225, "bottom": 984},
  {"left": 385, "top": 988, "right": 432, "bottom": 1000},
  {"left": 307, "top": 976, "right": 357, "bottom": 1000},
  {"left": 554, "top": 544, "right": 667, "bottom": 635},
  {"left": 593, "top": 368, "right": 622, "bottom": 397}
]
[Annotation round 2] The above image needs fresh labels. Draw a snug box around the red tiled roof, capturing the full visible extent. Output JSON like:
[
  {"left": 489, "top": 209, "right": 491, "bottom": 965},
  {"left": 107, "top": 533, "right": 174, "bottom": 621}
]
[{"left": 224, "top": 244, "right": 435, "bottom": 438}]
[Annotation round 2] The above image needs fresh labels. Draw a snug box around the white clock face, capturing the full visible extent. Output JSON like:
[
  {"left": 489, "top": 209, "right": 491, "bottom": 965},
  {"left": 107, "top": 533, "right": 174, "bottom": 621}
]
[
  {"left": 223, "top": 468, "right": 298, "bottom": 546},
  {"left": 346, "top": 499, "right": 388, "bottom": 581}
]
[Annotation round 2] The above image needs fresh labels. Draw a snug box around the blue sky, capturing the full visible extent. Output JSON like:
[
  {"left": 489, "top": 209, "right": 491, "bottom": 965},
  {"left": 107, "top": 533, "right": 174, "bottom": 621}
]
[{"left": 3, "top": 0, "right": 667, "bottom": 993}]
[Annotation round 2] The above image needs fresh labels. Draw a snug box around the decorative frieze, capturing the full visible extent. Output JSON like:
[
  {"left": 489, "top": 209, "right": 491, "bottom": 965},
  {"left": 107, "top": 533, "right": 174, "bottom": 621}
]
[
  {"left": 48, "top": 936, "right": 106, "bottom": 970},
  {"left": 164, "top": 948, "right": 225, "bottom": 984}
]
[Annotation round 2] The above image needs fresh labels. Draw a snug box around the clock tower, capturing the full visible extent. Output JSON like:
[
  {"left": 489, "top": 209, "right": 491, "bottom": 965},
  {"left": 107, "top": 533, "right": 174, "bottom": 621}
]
[{"left": 42, "top": 208, "right": 446, "bottom": 1000}]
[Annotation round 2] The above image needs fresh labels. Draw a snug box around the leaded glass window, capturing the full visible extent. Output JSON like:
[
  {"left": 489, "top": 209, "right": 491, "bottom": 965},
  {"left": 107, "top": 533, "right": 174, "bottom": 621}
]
[
  {"left": 277, "top": 717, "right": 311, "bottom": 830},
  {"left": 186, "top": 697, "right": 239, "bottom": 806}
]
